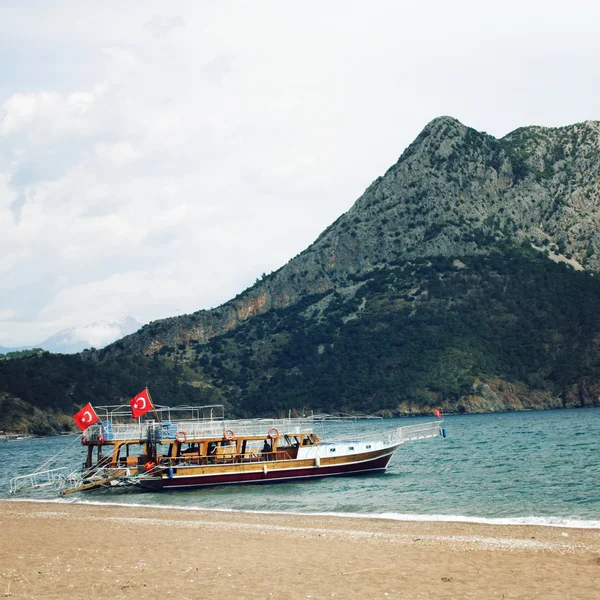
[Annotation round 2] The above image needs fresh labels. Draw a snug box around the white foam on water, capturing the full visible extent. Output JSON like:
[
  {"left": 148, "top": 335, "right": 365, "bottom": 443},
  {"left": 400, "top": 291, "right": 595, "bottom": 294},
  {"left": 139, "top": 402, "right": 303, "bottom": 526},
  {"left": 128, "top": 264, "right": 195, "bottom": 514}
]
[
  {"left": 7, "top": 497, "right": 600, "bottom": 529},
  {"left": 343, "top": 512, "right": 600, "bottom": 529}
]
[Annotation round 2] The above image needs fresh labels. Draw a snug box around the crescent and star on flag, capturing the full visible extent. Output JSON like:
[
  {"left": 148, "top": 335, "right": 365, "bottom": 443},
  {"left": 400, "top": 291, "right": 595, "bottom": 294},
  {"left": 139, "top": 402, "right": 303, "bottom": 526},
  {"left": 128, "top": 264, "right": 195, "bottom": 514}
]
[
  {"left": 72, "top": 402, "right": 99, "bottom": 431},
  {"left": 130, "top": 389, "right": 154, "bottom": 419}
]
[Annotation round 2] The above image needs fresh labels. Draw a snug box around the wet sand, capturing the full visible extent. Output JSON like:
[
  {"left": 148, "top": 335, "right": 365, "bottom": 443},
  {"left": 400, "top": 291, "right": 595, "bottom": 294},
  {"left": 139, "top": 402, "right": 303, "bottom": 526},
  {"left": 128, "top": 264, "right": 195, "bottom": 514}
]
[{"left": 1, "top": 500, "right": 599, "bottom": 599}]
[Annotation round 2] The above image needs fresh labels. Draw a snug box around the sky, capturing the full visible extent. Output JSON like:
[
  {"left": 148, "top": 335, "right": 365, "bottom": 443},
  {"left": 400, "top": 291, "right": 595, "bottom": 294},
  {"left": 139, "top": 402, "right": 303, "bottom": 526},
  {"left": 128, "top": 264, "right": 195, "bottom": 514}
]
[{"left": 1, "top": 0, "right": 599, "bottom": 346}]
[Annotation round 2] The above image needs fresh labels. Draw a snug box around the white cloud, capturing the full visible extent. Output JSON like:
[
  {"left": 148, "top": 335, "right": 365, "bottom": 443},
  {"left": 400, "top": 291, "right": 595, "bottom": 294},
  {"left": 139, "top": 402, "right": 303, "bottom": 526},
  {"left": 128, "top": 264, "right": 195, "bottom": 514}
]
[
  {"left": 1, "top": 0, "right": 599, "bottom": 345},
  {"left": 94, "top": 141, "right": 142, "bottom": 165},
  {"left": 0, "top": 309, "right": 16, "bottom": 321}
]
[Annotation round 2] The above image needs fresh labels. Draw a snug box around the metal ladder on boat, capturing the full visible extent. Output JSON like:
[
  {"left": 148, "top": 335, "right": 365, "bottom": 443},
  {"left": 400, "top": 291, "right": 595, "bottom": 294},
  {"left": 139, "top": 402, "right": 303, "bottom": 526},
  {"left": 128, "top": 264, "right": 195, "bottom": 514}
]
[
  {"left": 9, "top": 467, "right": 71, "bottom": 494},
  {"left": 8, "top": 434, "right": 84, "bottom": 495}
]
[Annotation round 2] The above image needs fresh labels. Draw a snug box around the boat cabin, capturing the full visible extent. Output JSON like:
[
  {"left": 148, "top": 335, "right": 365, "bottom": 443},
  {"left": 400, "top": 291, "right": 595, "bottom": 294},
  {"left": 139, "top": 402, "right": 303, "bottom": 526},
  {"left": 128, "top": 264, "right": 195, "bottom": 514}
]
[{"left": 81, "top": 404, "right": 321, "bottom": 476}]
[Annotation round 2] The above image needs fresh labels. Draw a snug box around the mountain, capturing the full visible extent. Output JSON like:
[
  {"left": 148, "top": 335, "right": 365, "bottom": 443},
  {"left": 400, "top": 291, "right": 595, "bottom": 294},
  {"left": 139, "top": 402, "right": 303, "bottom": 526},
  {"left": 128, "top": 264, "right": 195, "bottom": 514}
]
[
  {"left": 99, "top": 116, "right": 600, "bottom": 355},
  {"left": 0, "top": 316, "right": 142, "bottom": 355},
  {"left": 0, "top": 345, "right": 29, "bottom": 355},
  {"left": 2, "top": 116, "right": 600, "bottom": 433}
]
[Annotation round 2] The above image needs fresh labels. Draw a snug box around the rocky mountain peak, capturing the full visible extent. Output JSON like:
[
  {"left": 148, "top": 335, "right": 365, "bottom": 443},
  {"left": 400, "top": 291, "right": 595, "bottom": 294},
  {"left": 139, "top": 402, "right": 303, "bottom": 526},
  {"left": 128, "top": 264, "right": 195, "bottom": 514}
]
[{"left": 412, "top": 115, "right": 468, "bottom": 147}]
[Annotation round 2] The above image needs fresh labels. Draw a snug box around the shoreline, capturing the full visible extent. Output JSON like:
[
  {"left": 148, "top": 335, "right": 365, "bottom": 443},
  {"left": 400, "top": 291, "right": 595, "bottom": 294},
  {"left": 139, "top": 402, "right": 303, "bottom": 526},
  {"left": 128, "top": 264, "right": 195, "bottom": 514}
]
[
  {"left": 1, "top": 500, "right": 599, "bottom": 599},
  {"left": 6, "top": 496, "right": 600, "bottom": 530}
]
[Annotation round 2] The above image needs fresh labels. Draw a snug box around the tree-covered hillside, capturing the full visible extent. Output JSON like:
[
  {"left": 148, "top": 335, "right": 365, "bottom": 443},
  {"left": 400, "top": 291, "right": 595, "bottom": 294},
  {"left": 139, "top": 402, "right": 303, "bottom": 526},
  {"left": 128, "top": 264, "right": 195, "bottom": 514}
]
[
  {"left": 0, "top": 353, "right": 222, "bottom": 434},
  {"left": 181, "top": 246, "right": 600, "bottom": 416}
]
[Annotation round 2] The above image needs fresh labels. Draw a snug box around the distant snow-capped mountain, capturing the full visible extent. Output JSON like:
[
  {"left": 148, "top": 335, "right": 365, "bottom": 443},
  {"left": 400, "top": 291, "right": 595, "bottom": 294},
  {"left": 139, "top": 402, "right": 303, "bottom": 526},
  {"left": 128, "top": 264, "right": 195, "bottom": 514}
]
[
  {"left": 39, "top": 316, "right": 143, "bottom": 353},
  {"left": 0, "top": 317, "right": 142, "bottom": 355}
]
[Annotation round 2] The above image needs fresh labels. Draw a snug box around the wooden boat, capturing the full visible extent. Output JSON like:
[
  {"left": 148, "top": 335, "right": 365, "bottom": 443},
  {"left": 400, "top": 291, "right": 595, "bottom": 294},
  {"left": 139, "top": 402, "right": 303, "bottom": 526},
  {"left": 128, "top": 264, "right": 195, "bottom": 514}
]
[{"left": 9, "top": 404, "right": 445, "bottom": 495}]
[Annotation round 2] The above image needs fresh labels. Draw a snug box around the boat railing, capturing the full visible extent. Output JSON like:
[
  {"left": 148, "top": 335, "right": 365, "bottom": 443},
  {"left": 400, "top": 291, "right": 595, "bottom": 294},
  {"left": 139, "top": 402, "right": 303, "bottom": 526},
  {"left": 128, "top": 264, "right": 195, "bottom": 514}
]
[
  {"left": 385, "top": 421, "right": 443, "bottom": 443},
  {"left": 310, "top": 413, "right": 383, "bottom": 421},
  {"left": 9, "top": 466, "right": 71, "bottom": 494},
  {"left": 84, "top": 417, "right": 316, "bottom": 442},
  {"left": 333, "top": 421, "right": 443, "bottom": 444},
  {"left": 178, "top": 418, "right": 315, "bottom": 439},
  {"left": 86, "top": 422, "right": 144, "bottom": 441},
  {"left": 159, "top": 449, "right": 292, "bottom": 467},
  {"left": 94, "top": 403, "right": 226, "bottom": 422}
]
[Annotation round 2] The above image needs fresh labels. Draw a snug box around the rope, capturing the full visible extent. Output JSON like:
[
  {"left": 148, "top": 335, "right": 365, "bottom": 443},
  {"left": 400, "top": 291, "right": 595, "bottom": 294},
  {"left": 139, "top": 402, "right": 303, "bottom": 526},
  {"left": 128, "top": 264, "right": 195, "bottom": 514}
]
[{"left": 34, "top": 432, "right": 84, "bottom": 474}]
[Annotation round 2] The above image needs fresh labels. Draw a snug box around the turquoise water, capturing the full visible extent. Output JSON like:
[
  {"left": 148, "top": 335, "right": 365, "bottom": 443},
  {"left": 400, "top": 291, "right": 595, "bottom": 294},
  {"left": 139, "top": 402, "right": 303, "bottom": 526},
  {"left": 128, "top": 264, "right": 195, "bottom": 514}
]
[{"left": 2, "top": 408, "right": 599, "bottom": 527}]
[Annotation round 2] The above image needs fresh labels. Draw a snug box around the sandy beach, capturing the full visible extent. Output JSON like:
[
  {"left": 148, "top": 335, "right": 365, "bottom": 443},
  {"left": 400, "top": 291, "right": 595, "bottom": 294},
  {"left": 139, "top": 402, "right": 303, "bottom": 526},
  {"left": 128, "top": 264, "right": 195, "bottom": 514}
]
[{"left": 0, "top": 500, "right": 598, "bottom": 599}]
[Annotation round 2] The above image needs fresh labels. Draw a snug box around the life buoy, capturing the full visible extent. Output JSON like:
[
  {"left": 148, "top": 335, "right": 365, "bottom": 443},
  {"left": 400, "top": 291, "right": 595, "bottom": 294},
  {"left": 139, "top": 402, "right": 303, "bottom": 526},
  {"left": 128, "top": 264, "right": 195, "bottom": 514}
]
[
  {"left": 97, "top": 433, "right": 105, "bottom": 444},
  {"left": 224, "top": 429, "right": 235, "bottom": 441},
  {"left": 268, "top": 427, "right": 279, "bottom": 440},
  {"left": 144, "top": 461, "right": 155, "bottom": 472},
  {"left": 175, "top": 431, "right": 187, "bottom": 443}
]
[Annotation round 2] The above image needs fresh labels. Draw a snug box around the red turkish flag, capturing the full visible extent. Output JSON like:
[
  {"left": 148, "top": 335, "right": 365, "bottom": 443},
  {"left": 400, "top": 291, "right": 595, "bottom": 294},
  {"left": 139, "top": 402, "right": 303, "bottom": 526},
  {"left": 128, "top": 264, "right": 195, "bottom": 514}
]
[
  {"left": 73, "top": 403, "right": 100, "bottom": 431},
  {"left": 434, "top": 408, "right": 442, "bottom": 418},
  {"left": 130, "top": 389, "right": 153, "bottom": 419}
]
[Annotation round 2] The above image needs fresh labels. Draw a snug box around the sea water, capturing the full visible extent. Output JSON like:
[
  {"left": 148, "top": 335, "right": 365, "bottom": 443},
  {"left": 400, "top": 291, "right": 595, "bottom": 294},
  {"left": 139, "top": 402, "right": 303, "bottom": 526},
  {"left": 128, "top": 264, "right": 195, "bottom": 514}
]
[{"left": 1, "top": 408, "right": 598, "bottom": 527}]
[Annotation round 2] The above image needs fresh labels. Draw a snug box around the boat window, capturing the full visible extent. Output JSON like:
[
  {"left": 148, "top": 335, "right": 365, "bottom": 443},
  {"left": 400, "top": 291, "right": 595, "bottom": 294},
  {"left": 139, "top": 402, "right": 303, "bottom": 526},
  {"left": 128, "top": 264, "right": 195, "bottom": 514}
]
[
  {"left": 243, "top": 440, "right": 262, "bottom": 456},
  {"left": 349, "top": 446, "right": 355, "bottom": 451},
  {"left": 116, "top": 443, "right": 144, "bottom": 462},
  {"left": 157, "top": 443, "right": 172, "bottom": 457},
  {"left": 182, "top": 443, "right": 199, "bottom": 455},
  {"left": 366, "top": 445, "right": 371, "bottom": 449}
]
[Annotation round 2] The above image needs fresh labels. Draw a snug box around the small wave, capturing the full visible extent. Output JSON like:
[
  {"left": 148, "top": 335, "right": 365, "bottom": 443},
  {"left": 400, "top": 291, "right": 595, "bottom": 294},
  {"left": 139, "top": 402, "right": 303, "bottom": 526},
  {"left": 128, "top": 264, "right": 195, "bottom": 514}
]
[
  {"left": 7, "top": 497, "right": 599, "bottom": 529},
  {"left": 359, "top": 512, "right": 600, "bottom": 529}
]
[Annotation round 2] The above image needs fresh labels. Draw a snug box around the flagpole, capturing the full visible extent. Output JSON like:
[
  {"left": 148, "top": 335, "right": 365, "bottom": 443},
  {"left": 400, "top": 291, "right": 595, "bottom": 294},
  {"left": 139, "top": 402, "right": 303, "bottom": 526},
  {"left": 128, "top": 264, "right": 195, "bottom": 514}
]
[{"left": 147, "top": 387, "right": 161, "bottom": 423}]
